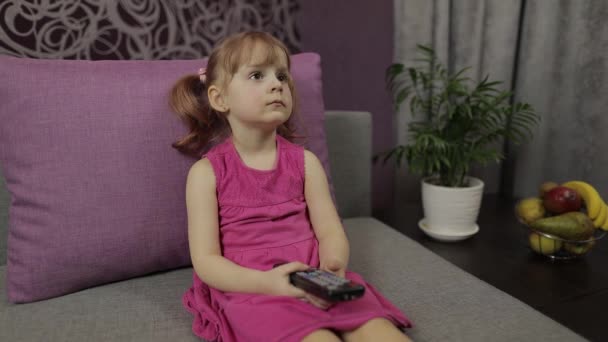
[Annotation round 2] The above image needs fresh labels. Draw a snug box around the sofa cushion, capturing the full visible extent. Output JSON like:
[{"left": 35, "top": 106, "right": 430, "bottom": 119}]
[
  {"left": 0, "top": 218, "right": 585, "bottom": 341},
  {"left": 0, "top": 53, "right": 330, "bottom": 303},
  {"left": 0, "top": 266, "right": 198, "bottom": 341},
  {"left": 345, "top": 218, "right": 585, "bottom": 342}
]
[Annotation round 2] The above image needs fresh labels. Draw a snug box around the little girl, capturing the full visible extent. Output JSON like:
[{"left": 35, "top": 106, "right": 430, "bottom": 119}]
[{"left": 169, "top": 31, "right": 412, "bottom": 342}]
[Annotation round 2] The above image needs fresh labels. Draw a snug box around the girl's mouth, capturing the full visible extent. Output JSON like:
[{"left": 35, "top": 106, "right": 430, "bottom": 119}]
[{"left": 268, "top": 100, "right": 285, "bottom": 107}]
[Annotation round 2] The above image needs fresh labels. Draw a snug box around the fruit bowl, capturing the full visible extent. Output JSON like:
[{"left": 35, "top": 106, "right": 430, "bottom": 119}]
[
  {"left": 522, "top": 222, "right": 605, "bottom": 260},
  {"left": 515, "top": 181, "right": 608, "bottom": 260},
  {"left": 515, "top": 200, "right": 606, "bottom": 260}
]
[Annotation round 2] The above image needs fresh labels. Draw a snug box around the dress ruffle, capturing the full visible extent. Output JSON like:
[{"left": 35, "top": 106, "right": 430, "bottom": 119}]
[{"left": 183, "top": 279, "right": 222, "bottom": 341}]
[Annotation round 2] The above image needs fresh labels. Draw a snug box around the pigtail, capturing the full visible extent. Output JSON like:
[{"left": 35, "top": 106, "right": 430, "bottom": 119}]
[{"left": 169, "top": 74, "right": 229, "bottom": 158}]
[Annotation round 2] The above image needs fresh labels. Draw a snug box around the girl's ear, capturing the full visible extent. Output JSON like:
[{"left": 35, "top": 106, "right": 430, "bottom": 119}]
[{"left": 207, "top": 85, "right": 229, "bottom": 113}]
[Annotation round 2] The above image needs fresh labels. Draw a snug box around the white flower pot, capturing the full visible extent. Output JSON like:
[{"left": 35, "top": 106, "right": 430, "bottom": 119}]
[{"left": 419, "top": 176, "right": 484, "bottom": 242}]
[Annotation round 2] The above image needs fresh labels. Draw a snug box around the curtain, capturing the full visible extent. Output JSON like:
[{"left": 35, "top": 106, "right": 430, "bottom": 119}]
[
  {"left": 392, "top": 0, "right": 608, "bottom": 208},
  {"left": 510, "top": 1, "right": 608, "bottom": 199}
]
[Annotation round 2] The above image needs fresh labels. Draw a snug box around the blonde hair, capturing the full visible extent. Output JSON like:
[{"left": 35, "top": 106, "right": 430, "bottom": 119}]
[{"left": 169, "top": 31, "right": 300, "bottom": 158}]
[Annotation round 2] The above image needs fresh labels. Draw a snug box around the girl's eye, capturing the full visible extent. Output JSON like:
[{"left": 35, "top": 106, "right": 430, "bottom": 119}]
[
  {"left": 250, "top": 72, "right": 263, "bottom": 80},
  {"left": 277, "top": 73, "right": 288, "bottom": 82}
]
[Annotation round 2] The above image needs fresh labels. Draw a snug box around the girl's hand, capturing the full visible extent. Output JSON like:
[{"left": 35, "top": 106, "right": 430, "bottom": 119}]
[
  {"left": 263, "top": 262, "right": 333, "bottom": 310},
  {"left": 320, "top": 258, "right": 346, "bottom": 278}
]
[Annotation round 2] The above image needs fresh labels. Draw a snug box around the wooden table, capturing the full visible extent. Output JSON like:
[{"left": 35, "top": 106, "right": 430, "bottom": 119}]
[{"left": 384, "top": 194, "right": 608, "bottom": 342}]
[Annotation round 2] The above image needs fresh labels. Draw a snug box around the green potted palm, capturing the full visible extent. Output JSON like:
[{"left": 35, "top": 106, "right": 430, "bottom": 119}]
[{"left": 376, "top": 45, "right": 540, "bottom": 241}]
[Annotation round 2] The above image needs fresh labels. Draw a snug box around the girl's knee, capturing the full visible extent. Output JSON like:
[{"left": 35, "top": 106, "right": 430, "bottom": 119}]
[
  {"left": 301, "top": 328, "right": 342, "bottom": 342},
  {"left": 341, "top": 317, "right": 412, "bottom": 342}
]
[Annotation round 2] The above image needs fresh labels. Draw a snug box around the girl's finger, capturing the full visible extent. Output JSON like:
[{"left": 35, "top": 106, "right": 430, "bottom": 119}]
[
  {"left": 289, "top": 286, "right": 307, "bottom": 299},
  {"left": 304, "top": 293, "right": 331, "bottom": 310},
  {"left": 280, "top": 261, "right": 310, "bottom": 274},
  {"left": 321, "top": 266, "right": 346, "bottom": 279}
]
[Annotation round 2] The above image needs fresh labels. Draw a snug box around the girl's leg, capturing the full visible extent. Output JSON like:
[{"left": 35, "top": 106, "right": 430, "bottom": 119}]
[
  {"left": 302, "top": 329, "right": 343, "bottom": 342},
  {"left": 341, "top": 317, "right": 412, "bottom": 342}
]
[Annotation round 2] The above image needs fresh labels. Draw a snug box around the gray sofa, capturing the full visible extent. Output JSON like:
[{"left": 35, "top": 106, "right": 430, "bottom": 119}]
[{"left": 0, "top": 111, "right": 586, "bottom": 341}]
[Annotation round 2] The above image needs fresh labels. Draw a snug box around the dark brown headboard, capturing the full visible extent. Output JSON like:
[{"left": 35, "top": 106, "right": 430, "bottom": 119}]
[{"left": 0, "top": 0, "right": 300, "bottom": 59}]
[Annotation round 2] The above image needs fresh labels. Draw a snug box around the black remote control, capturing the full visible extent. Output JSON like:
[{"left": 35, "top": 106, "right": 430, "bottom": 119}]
[{"left": 288, "top": 268, "right": 365, "bottom": 302}]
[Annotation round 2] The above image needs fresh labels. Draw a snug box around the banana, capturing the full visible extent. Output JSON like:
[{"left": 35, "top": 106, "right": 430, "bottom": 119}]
[
  {"left": 593, "top": 202, "right": 607, "bottom": 228},
  {"left": 562, "top": 181, "right": 602, "bottom": 220},
  {"left": 602, "top": 204, "right": 608, "bottom": 231}
]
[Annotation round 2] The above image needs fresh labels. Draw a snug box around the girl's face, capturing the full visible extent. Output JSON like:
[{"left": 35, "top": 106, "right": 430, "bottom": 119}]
[{"left": 222, "top": 44, "right": 293, "bottom": 132}]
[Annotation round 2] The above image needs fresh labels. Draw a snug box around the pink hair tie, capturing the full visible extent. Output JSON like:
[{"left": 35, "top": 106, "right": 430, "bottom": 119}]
[{"left": 198, "top": 68, "right": 207, "bottom": 84}]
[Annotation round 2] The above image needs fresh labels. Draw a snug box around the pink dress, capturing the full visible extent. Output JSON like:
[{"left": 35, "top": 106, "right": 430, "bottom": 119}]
[{"left": 183, "top": 134, "right": 412, "bottom": 341}]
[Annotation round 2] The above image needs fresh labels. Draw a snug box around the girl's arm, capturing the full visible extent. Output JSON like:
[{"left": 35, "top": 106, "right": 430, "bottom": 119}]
[
  {"left": 304, "top": 150, "right": 350, "bottom": 278},
  {"left": 186, "top": 159, "right": 309, "bottom": 296}
]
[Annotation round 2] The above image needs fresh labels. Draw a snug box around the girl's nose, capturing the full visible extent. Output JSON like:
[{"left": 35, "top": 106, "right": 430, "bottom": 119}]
[{"left": 270, "top": 76, "right": 283, "bottom": 92}]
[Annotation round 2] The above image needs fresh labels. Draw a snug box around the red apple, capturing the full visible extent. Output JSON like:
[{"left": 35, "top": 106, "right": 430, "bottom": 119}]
[
  {"left": 539, "top": 181, "right": 559, "bottom": 198},
  {"left": 542, "top": 186, "right": 582, "bottom": 214}
]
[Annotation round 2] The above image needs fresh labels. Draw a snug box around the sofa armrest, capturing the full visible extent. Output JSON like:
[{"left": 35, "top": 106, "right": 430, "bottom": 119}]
[{"left": 324, "top": 111, "right": 371, "bottom": 219}]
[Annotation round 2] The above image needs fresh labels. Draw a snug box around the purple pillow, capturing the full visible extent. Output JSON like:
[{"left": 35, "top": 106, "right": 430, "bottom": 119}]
[{"left": 0, "top": 53, "right": 330, "bottom": 303}]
